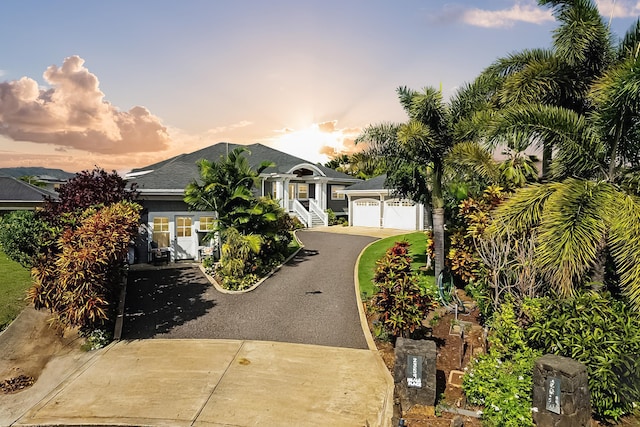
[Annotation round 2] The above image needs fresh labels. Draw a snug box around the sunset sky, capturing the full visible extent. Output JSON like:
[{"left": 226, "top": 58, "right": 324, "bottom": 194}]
[{"left": 1, "top": 0, "right": 639, "bottom": 173}]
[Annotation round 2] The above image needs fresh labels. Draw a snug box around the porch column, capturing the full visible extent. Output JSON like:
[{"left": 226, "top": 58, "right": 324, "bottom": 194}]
[
  {"left": 283, "top": 178, "right": 291, "bottom": 211},
  {"left": 315, "top": 181, "right": 327, "bottom": 210},
  {"left": 275, "top": 180, "right": 285, "bottom": 209}
]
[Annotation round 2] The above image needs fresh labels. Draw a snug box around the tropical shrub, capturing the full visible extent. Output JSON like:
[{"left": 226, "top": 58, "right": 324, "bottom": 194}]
[
  {"left": 524, "top": 293, "right": 640, "bottom": 420},
  {"left": 326, "top": 208, "right": 338, "bottom": 225},
  {"left": 447, "top": 186, "right": 505, "bottom": 284},
  {"left": 372, "top": 241, "right": 437, "bottom": 339},
  {"left": 463, "top": 300, "right": 541, "bottom": 427},
  {"left": 0, "top": 210, "right": 54, "bottom": 268},
  {"left": 29, "top": 202, "right": 141, "bottom": 332},
  {"left": 216, "top": 227, "right": 262, "bottom": 291}
]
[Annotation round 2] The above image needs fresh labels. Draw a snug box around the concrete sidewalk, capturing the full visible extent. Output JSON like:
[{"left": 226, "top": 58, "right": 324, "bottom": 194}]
[{"left": 15, "top": 339, "right": 392, "bottom": 427}]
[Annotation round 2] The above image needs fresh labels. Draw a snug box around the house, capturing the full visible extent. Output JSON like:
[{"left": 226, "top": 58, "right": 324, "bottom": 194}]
[
  {"left": 126, "top": 142, "right": 360, "bottom": 263},
  {"left": 0, "top": 175, "right": 58, "bottom": 212},
  {"left": 340, "top": 174, "right": 429, "bottom": 231}
]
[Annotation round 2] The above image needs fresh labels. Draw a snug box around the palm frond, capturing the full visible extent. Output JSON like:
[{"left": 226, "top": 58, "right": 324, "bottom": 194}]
[
  {"left": 446, "top": 142, "right": 499, "bottom": 183},
  {"left": 535, "top": 179, "right": 615, "bottom": 296},
  {"left": 397, "top": 120, "right": 436, "bottom": 162},
  {"left": 482, "top": 48, "right": 555, "bottom": 79},
  {"left": 485, "top": 103, "right": 605, "bottom": 179},
  {"left": 489, "top": 183, "right": 556, "bottom": 235},
  {"left": 608, "top": 192, "right": 640, "bottom": 311},
  {"left": 541, "top": 0, "right": 613, "bottom": 72},
  {"left": 617, "top": 18, "right": 640, "bottom": 61},
  {"left": 589, "top": 55, "right": 640, "bottom": 176}
]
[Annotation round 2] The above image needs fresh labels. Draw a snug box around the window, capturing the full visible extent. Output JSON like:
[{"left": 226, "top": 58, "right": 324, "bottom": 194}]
[
  {"left": 331, "top": 185, "right": 345, "bottom": 200},
  {"left": 152, "top": 217, "right": 170, "bottom": 248},
  {"left": 297, "top": 183, "right": 308, "bottom": 199},
  {"left": 176, "top": 217, "right": 192, "bottom": 238},
  {"left": 199, "top": 216, "right": 215, "bottom": 231}
]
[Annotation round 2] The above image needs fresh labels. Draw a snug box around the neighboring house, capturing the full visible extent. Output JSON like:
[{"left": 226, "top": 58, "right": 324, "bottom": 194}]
[
  {"left": 0, "top": 167, "right": 73, "bottom": 192},
  {"left": 0, "top": 175, "right": 58, "bottom": 212},
  {"left": 341, "top": 174, "right": 429, "bottom": 231},
  {"left": 126, "top": 142, "right": 360, "bottom": 263}
]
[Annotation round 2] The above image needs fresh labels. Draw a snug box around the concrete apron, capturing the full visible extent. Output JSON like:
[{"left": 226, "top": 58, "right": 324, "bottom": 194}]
[{"left": 16, "top": 339, "right": 393, "bottom": 427}]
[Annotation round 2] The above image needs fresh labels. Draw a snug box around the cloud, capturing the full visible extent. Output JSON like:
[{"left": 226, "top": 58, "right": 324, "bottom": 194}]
[
  {"left": 274, "top": 127, "right": 294, "bottom": 133},
  {"left": 317, "top": 120, "right": 337, "bottom": 133},
  {"left": 595, "top": 0, "right": 640, "bottom": 18},
  {"left": 204, "top": 120, "right": 252, "bottom": 136},
  {"left": 461, "top": 2, "right": 554, "bottom": 28},
  {"left": 0, "top": 70, "right": 5, "bottom": 78},
  {"left": 0, "top": 55, "right": 170, "bottom": 154}
]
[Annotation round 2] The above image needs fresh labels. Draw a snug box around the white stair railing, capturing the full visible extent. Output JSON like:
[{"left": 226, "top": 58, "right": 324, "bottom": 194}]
[
  {"left": 309, "top": 199, "right": 328, "bottom": 226},
  {"left": 291, "top": 199, "right": 312, "bottom": 227}
]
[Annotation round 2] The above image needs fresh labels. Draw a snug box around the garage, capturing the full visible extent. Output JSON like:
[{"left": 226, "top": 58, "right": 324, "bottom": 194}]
[
  {"left": 342, "top": 175, "right": 425, "bottom": 231},
  {"left": 351, "top": 199, "right": 381, "bottom": 228},
  {"left": 383, "top": 199, "right": 418, "bottom": 230}
]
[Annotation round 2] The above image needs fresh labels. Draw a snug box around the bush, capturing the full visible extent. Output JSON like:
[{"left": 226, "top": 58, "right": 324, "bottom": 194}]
[
  {"left": 326, "top": 208, "right": 338, "bottom": 225},
  {"left": 0, "top": 210, "right": 55, "bottom": 268},
  {"left": 216, "top": 227, "right": 263, "bottom": 291},
  {"left": 463, "top": 300, "right": 540, "bottom": 427},
  {"left": 372, "top": 241, "right": 437, "bottom": 339},
  {"left": 29, "top": 202, "right": 141, "bottom": 332},
  {"left": 524, "top": 293, "right": 640, "bottom": 421}
]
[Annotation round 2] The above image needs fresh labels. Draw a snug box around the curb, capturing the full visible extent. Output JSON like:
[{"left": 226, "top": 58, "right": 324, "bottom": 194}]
[
  {"left": 354, "top": 238, "right": 395, "bottom": 427},
  {"left": 200, "top": 230, "right": 305, "bottom": 294}
]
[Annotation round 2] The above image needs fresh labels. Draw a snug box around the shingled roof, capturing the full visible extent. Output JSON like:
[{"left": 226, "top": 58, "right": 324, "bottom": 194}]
[
  {"left": 129, "top": 143, "right": 359, "bottom": 191},
  {"left": 342, "top": 174, "right": 388, "bottom": 191},
  {"left": 0, "top": 175, "right": 58, "bottom": 210}
]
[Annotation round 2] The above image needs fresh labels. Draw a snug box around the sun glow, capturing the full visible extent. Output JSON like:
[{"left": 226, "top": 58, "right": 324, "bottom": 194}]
[{"left": 265, "top": 121, "right": 362, "bottom": 164}]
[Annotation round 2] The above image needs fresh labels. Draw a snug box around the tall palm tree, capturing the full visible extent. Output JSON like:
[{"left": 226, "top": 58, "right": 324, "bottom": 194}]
[
  {"left": 461, "top": 0, "right": 614, "bottom": 177},
  {"left": 471, "top": 1, "right": 640, "bottom": 309},
  {"left": 356, "top": 87, "right": 458, "bottom": 280}
]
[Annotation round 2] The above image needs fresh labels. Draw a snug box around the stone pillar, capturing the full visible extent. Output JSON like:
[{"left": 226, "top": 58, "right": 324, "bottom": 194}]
[
  {"left": 533, "top": 354, "right": 591, "bottom": 427},
  {"left": 393, "top": 338, "right": 437, "bottom": 415}
]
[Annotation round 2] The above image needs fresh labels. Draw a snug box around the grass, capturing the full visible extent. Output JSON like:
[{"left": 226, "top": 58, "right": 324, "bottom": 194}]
[
  {"left": 0, "top": 250, "right": 32, "bottom": 331},
  {"left": 357, "top": 231, "right": 435, "bottom": 299}
]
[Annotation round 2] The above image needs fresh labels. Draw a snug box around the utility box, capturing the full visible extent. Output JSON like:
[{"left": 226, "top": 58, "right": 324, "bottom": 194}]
[{"left": 532, "top": 354, "right": 591, "bottom": 427}]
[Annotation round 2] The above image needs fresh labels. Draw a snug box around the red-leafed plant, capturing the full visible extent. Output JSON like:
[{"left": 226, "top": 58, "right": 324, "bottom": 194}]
[
  {"left": 29, "top": 202, "right": 141, "bottom": 331},
  {"left": 40, "top": 168, "right": 137, "bottom": 228},
  {"left": 372, "top": 241, "right": 437, "bottom": 339}
]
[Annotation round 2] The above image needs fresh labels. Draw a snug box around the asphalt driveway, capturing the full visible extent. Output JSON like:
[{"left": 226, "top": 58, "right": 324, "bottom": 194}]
[{"left": 123, "top": 231, "right": 377, "bottom": 349}]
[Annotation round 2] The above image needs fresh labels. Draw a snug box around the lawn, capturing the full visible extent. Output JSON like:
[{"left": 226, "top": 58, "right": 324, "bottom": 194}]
[
  {"left": 357, "top": 231, "right": 434, "bottom": 298},
  {"left": 0, "top": 250, "right": 32, "bottom": 331}
]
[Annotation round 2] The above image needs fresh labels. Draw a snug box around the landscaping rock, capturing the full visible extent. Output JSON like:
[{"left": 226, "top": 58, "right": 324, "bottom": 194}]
[
  {"left": 393, "top": 337, "right": 437, "bottom": 413},
  {"left": 532, "top": 354, "right": 591, "bottom": 427}
]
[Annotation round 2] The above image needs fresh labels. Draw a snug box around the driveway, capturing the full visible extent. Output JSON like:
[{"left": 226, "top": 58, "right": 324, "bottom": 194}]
[{"left": 123, "top": 231, "right": 378, "bottom": 349}]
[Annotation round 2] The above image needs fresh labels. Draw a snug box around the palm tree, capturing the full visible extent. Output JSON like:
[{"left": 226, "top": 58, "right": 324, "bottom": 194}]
[
  {"left": 356, "top": 87, "right": 458, "bottom": 280},
  {"left": 184, "top": 146, "right": 274, "bottom": 234},
  {"left": 490, "top": 179, "right": 640, "bottom": 309},
  {"left": 471, "top": 1, "right": 640, "bottom": 309},
  {"left": 461, "top": 0, "right": 614, "bottom": 177}
]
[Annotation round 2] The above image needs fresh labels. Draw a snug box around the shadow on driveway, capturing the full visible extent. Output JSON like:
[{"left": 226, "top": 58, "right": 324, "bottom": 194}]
[
  {"left": 123, "top": 265, "right": 216, "bottom": 339},
  {"left": 122, "top": 232, "right": 375, "bottom": 348}
]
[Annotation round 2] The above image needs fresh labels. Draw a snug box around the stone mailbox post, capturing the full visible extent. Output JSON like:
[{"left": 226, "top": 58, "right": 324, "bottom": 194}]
[
  {"left": 393, "top": 338, "right": 437, "bottom": 414},
  {"left": 533, "top": 354, "right": 591, "bottom": 427}
]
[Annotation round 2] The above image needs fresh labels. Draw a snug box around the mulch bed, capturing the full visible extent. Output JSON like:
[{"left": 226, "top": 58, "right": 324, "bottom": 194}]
[{"left": 367, "top": 290, "right": 484, "bottom": 426}]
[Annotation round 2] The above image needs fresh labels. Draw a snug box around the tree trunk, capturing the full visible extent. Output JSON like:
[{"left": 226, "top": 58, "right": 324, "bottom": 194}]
[
  {"left": 542, "top": 143, "right": 552, "bottom": 179},
  {"left": 431, "top": 161, "right": 446, "bottom": 281},
  {"left": 432, "top": 207, "right": 446, "bottom": 281}
]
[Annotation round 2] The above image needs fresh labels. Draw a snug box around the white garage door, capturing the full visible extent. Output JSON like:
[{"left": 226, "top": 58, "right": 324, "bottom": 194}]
[
  {"left": 383, "top": 199, "right": 417, "bottom": 230},
  {"left": 352, "top": 199, "right": 381, "bottom": 227}
]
